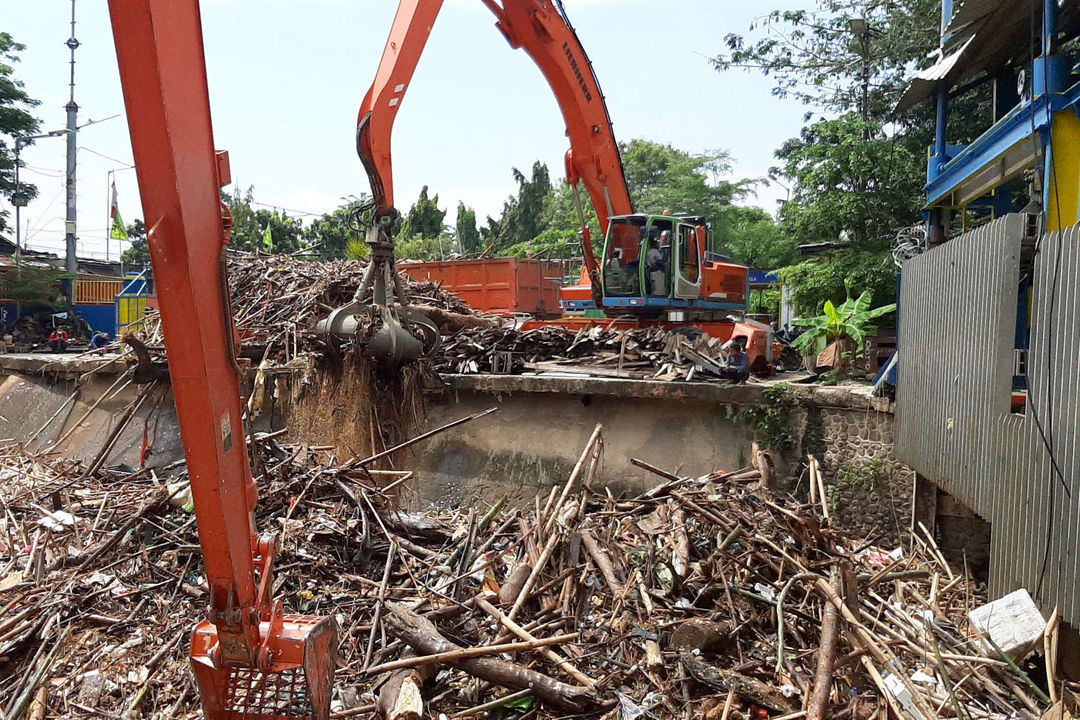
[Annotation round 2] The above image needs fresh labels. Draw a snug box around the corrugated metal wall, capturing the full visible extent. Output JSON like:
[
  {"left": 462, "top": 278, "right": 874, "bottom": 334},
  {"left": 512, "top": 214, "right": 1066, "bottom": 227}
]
[{"left": 896, "top": 214, "right": 1080, "bottom": 622}]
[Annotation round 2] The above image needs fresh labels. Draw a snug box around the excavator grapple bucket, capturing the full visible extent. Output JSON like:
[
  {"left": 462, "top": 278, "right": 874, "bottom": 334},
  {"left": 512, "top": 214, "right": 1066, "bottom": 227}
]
[{"left": 191, "top": 615, "right": 339, "bottom": 720}]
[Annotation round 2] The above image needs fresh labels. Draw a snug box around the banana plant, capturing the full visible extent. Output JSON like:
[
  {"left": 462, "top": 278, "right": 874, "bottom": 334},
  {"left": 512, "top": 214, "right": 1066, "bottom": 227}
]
[{"left": 791, "top": 289, "right": 896, "bottom": 361}]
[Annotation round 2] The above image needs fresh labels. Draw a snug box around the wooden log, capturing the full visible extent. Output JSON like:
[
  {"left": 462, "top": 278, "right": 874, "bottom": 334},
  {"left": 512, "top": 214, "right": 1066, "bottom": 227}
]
[
  {"left": 806, "top": 570, "right": 842, "bottom": 720},
  {"left": 681, "top": 653, "right": 796, "bottom": 713},
  {"left": 543, "top": 424, "right": 602, "bottom": 536},
  {"left": 28, "top": 686, "right": 47, "bottom": 720},
  {"left": 752, "top": 442, "right": 776, "bottom": 490},
  {"left": 382, "top": 603, "right": 595, "bottom": 713},
  {"left": 672, "top": 507, "right": 691, "bottom": 579},
  {"left": 377, "top": 652, "right": 433, "bottom": 720},
  {"left": 499, "top": 564, "right": 533, "bottom": 606},
  {"left": 475, "top": 596, "right": 594, "bottom": 687},
  {"left": 410, "top": 304, "right": 496, "bottom": 333},
  {"left": 579, "top": 529, "right": 623, "bottom": 595},
  {"left": 645, "top": 640, "right": 664, "bottom": 670}
]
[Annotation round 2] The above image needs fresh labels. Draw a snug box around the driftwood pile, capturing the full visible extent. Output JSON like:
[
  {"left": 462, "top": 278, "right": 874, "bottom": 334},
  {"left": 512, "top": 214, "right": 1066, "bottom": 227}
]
[
  {"left": 437, "top": 325, "right": 736, "bottom": 380},
  {"left": 137, "top": 255, "right": 744, "bottom": 382},
  {"left": 140, "top": 251, "right": 477, "bottom": 350},
  {"left": 0, "top": 426, "right": 1062, "bottom": 720}
]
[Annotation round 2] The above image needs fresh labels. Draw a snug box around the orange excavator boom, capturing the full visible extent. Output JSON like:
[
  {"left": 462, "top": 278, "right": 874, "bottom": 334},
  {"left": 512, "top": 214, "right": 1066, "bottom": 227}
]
[
  {"left": 107, "top": 1, "right": 337, "bottom": 718},
  {"left": 356, "top": 0, "right": 635, "bottom": 304}
]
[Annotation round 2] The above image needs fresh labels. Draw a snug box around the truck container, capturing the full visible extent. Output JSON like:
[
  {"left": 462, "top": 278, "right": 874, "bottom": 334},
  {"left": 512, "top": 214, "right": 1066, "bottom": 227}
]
[{"left": 399, "top": 258, "right": 563, "bottom": 317}]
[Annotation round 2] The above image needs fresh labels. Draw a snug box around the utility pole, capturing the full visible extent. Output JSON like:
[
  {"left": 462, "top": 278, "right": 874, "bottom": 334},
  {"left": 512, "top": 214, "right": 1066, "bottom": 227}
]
[
  {"left": 64, "top": 0, "right": 80, "bottom": 304},
  {"left": 848, "top": 16, "right": 872, "bottom": 138}
]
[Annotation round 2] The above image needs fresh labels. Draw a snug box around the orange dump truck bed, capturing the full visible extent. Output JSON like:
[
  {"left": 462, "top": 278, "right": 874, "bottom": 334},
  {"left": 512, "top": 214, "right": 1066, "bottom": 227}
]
[{"left": 399, "top": 258, "right": 563, "bottom": 317}]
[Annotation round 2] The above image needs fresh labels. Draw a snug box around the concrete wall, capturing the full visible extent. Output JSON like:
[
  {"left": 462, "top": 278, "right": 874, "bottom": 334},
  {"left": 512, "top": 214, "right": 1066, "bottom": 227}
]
[
  {"left": 411, "top": 387, "right": 755, "bottom": 507},
  {"left": 416, "top": 377, "right": 915, "bottom": 547},
  {"left": 0, "top": 373, "right": 184, "bottom": 470},
  {"left": 0, "top": 357, "right": 916, "bottom": 552}
]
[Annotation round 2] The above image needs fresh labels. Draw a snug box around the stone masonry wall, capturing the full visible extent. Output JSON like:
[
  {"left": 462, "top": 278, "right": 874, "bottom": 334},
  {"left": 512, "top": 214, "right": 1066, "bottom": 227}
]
[{"left": 798, "top": 401, "right": 913, "bottom": 547}]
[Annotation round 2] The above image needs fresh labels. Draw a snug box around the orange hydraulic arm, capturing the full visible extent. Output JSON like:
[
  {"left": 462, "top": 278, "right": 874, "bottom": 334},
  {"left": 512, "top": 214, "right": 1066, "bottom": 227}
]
[
  {"left": 107, "top": 2, "right": 336, "bottom": 718},
  {"left": 357, "top": 0, "right": 635, "bottom": 302}
]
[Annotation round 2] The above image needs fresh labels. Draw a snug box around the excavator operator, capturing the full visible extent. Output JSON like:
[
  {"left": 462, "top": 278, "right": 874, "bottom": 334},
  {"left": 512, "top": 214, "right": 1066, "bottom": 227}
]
[{"left": 646, "top": 228, "right": 668, "bottom": 297}]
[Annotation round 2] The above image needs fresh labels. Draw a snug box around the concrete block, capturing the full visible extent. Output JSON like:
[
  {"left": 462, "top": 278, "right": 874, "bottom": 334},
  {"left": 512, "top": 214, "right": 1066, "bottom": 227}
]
[{"left": 968, "top": 588, "right": 1046, "bottom": 660}]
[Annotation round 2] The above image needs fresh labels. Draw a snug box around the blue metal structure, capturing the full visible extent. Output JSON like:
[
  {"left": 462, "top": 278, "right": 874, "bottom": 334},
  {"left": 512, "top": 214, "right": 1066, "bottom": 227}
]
[
  {"left": 907, "top": 0, "right": 1080, "bottom": 398},
  {"left": 923, "top": 0, "right": 1077, "bottom": 227}
]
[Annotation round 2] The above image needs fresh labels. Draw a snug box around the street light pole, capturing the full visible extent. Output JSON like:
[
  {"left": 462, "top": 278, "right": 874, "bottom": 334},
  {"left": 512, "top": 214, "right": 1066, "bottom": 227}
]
[
  {"left": 12, "top": 141, "right": 26, "bottom": 256},
  {"left": 848, "top": 17, "right": 872, "bottom": 138},
  {"left": 64, "top": 0, "right": 81, "bottom": 304}
]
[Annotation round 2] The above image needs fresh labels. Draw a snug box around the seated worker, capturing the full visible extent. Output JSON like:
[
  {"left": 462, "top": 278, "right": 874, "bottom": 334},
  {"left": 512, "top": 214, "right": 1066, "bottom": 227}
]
[
  {"left": 88, "top": 331, "right": 111, "bottom": 350},
  {"left": 646, "top": 237, "right": 667, "bottom": 296},
  {"left": 48, "top": 327, "right": 70, "bottom": 352},
  {"left": 720, "top": 342, "right": 750, "bottom": 383}
]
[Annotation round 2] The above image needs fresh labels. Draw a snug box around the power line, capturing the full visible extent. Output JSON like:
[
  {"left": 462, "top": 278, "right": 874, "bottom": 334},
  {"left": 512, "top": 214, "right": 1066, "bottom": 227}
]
[
  {"left": 78, "top": 146, "right": 134, "bottom": 167},
  {"left": 248, "top": 200, "right": 325, "bottom": 217}
]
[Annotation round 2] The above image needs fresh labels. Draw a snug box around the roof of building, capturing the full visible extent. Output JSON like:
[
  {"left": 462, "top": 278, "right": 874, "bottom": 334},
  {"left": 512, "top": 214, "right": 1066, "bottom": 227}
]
[{"left": 895, "top": 1, "right": 1080, "bottom": 113}]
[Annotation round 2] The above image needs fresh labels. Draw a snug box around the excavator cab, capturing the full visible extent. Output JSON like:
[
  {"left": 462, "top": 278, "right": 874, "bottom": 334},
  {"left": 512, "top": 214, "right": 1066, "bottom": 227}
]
[{"left": 601, "top": 215, "right": 680, "bottom": 303}]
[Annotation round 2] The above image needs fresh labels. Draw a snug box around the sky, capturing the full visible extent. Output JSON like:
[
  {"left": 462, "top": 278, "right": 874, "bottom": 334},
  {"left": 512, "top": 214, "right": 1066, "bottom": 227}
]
[{"left": 4, "top": 0, "right": 813, "bottom": 261}]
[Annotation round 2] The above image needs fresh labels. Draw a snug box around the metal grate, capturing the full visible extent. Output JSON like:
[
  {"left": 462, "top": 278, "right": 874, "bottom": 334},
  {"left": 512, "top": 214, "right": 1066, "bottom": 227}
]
[{"left": 224, "top": 666, "right": 313, "bottom": 718}]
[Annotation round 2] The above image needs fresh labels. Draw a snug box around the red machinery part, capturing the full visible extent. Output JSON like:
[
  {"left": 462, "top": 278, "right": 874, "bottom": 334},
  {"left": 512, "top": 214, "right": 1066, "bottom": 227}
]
[{"left": 107, "top": 1, "right": 337, "bottom": 717}]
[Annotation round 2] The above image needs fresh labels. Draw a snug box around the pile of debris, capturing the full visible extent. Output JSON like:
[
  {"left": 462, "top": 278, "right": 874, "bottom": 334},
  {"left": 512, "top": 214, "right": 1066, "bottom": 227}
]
[
  {"left": 437, "top": 325, "right": 736, "bottom": 380},
  {"left": 0, "top": 426, "right": 1062, "bottom": 720},
  {"left": 140, "top": 251, "right": 478, "bottom": 350},
  {"left": 138, "top": 255, "right": 749, "bottom": 383}
]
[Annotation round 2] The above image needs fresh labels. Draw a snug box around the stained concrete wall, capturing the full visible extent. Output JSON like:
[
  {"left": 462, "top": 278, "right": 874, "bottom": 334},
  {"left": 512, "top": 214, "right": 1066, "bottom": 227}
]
[
  {"left": 0, "top": 356, "right": 918, "bottom": 549},
  {"left": 0, "top": 373, "right": 184, "bottom": 470},
  {"left": 412, "top": 387, "right": 755, "bottom": 507}
]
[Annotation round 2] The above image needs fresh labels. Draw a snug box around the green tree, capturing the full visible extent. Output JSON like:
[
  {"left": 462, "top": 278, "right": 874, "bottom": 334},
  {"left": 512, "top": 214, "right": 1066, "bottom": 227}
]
[
  {"left": 0, "top": 34, "right": 42, "bottom": 240},
  {"left": 0, "top": 261, "right": 70, "bottom": 307},
  {"left": 120, "top": 219, "right": 149, "bottom": 265},
  {"left": 455, "top": 202, "right": 481, "bottom": 254},
  {"left": 712, "top": 0, "right": 942, "bottom": 120},
  {"left": 256, "top": 210, "right": 306, "bottom": 254},
  {"left": 223, "top": 186, "right": 259, "bottom": 247},
  {"left": 621, "top": 140, "right": 751, "bottom": 222},
  {"left": 541, "top": 182, "right": 601, "bottom": 240},
  {"left": 713, "top": 1, "right": 998, "bottom": 314},
  {"left": 483, "top": 162, "right": 553, "bottom": 250},
  {"left": 768, "top": 114, "right": 916, "bottom": 312},
  {"left": 305, "top": 197, "right": 369, "bottom": 260},
  {"left": 221, "top": 186, "right": 305, "bottom": 254},
  {"left": 395, "top": 235, "right": 447, "bottom": 261},
  {"left": 775, "top": 114, "right": 921, "bottom": 249},
  {"left": 780, "top": 248, "right": 897, "bottom": 316},
  {"left": 399, "top": 185, "right": 446, "bottom": 241},
  {"left": 716, "top": 206, "right": 797, "bottom": 269}
]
